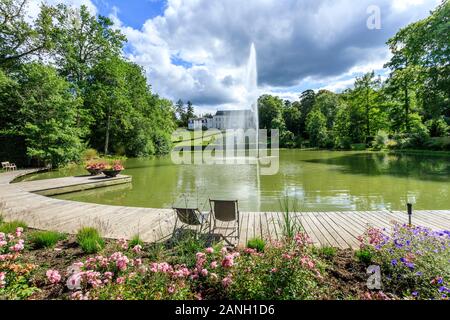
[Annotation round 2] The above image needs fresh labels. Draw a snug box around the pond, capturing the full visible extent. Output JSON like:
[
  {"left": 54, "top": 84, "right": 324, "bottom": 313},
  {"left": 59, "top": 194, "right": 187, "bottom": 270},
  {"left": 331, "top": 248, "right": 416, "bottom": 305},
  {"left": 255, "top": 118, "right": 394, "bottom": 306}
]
[{"left": 20, "top": 150, "right": 450, "bottom": 212}]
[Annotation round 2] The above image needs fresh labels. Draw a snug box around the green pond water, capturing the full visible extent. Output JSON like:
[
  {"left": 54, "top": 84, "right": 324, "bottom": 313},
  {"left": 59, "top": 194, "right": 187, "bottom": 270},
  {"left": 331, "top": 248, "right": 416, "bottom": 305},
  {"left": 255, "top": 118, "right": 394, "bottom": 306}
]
[{"left": 20, "top": 150, "right": 450, "bottom": 212}]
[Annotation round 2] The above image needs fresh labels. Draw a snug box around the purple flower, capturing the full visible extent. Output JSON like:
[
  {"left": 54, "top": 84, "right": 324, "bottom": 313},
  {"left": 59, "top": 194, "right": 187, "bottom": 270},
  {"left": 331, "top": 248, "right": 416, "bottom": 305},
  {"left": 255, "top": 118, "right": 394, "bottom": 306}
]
[
  {"left": 412, "top": 291, "right": 418, "bottom": 297},
  {"left": 391, "top": 259, "right": 398, "bottom": 266},
  {"left": 405, "top": 262, "right": 415, "bottom": 269}
]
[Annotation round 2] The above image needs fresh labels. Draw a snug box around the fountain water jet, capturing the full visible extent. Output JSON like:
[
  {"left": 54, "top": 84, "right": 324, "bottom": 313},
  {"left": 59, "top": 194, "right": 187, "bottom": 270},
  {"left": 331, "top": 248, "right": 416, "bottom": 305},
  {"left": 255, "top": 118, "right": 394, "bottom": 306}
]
[{"left": 245, "top": 43, "right": 259, "bottom": 157}]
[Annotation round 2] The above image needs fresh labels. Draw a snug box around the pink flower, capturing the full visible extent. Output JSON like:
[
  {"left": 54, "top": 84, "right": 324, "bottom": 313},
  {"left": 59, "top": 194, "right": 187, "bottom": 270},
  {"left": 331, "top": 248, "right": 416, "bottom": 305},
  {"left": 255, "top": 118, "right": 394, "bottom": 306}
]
[
  {"left": 0, "top": 233, "right": 5, "bottom": 241},
  {"left": 222, "top": 274, "right": 233, "bottom": 288},
  {"left": 15, "top": 227, "right": 23, "bottom": 238},
  {"left": 168, "top": 285, "right": 176, "bottom": 294},
  {"left": 116, "top": 277, "right": 125, "bottom": 284},
  {"left": 201, "top": 269, "right": 209, "bottom": 276},
  {"left": 300, "top": 256, "right": 315, "bottom": 269},
  {"left": 282, "top": 253, "right": 292, "bottom": 260},
  {"left": 0, "top": 240, "right": 7, "bottom": 248},
  {"left": 132, "top": 245, "right": 142, "bottom": 253},
  {"left": 221, "top": 247, "right": 228, "bottom": 255},
  {"left": 9, "top": 239, "right": 24, "bottom": 252},
  {"left": 150, "top": 262, "right": 173, "bottom": 273},
  {"left": 118, "top": 238, "right": 128, "bottom": 250},
  {"left": 133, "top": 258, "right": 142, "bottom": 267},
  {"left": 221, "top": 255, "right": 234, "bottom": 268},
  {"left": 210, "top": 261, "right": 218, "bottom": 269},
  {"left": 71, "top": 291, "right": 89, "bottom": 300},
  {"left": 46, "top": 270, "right": 61, "bottom": 284},
  {"left": 0, "top": 272, "right": 6, "bottom": 288},
  {"left": 244, "top": 248, "right": 256, "bottom": 254},
  {"left": 0, "top": 254, "right": 14, "bottom": 262},
  {"left": 67, "top": 272, "right": 82, "bottom": 290},
  {"left": 271, "top": 268, "right": 278, "bottom": 273},
  {"left": 110, "top": 252, "right": 130, "bottom": 271},
  {"left": 205, "top": 247, "right": 214, "bottom": 254}
]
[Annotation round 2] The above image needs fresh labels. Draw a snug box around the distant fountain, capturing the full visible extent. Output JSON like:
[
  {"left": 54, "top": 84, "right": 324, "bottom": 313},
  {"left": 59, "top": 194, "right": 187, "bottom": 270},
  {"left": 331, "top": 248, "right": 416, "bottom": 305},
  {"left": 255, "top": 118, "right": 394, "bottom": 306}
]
[{"left": 245, "top": 43, "right": 259, "bottom": 157}]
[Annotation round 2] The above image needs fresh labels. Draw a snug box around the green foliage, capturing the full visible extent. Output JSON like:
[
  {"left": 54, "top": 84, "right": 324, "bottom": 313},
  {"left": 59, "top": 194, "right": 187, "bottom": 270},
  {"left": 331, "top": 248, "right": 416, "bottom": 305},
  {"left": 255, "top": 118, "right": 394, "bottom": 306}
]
[
  {"left": 247, "top": 237, "right": 266, "bottom": 252},
  {"left": 351, "top": 143, "right": 367, "bottom": 151},
  {"left": 0, "top": 2, "right": 176, "bottom": 166},
  {"left": 0, "top": 220, "right": 27, "bottom": 234},
  {"left": 317, "top": 246, "right": 337, "bottom": 260},
  {"left": 129, "top": 234, "right": 144, "bottom": 248},
  {"left": 86, "top": 56, "right": 175, "bottom": 157},
  {"left": 426, "top": 118, "right": 449, "bottom": 138},
  {"left": 29, "top": 231, "right": 66, "bottom": 249},
  {"left": 170, "top": 231, "right": 208, "bottom": 267},
  {"left": 306, "top": 110, "right": 328, "bottom": 148},
  {"left": 0, "top": 274, "right": 40, "bottom": 300},
  {"left": 355, "top": 249, "right": 374, "bottom": 265},
  {"left": 76, "top": 227, "right": 105, "bottom": 254},
  {"left": 0, "top": 0, "right": 54, "bottom": 70},
  {"left": 359, "top": 223, "right": 450, "bottom": 299},
  {"left": 278, "top": 197, "right": 303, "bottom": 239},
  {"left": 373, "top": 130, "right": 389, "bottom": 150},
  {"left": 82, "top": 148, "right": 99, "bottom": 161}
]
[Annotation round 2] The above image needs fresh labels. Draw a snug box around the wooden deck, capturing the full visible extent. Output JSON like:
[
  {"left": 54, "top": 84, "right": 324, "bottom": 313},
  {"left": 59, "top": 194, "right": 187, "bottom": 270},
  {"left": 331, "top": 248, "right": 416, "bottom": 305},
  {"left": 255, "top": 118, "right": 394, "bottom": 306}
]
[{"left": 1, "top": 169, "right": 449, "bottom": 248}]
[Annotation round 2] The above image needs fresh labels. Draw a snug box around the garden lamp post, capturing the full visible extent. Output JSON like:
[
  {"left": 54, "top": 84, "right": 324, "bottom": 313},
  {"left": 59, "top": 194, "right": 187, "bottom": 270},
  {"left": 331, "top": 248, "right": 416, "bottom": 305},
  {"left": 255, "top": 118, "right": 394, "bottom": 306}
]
[{"left": 407, "top": 203, "right": 413, "bottom": 226}]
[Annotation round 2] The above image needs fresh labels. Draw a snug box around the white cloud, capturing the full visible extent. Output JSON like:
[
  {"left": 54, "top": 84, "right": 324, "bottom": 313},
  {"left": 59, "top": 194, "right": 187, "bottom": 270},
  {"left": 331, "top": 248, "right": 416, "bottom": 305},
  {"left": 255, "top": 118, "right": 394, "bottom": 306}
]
[
  {"left": 26, "top": 0, "right": 97, "bottom": 21},
  {"left": 24, "top": 0, "right": 442, "bottom": 112}
]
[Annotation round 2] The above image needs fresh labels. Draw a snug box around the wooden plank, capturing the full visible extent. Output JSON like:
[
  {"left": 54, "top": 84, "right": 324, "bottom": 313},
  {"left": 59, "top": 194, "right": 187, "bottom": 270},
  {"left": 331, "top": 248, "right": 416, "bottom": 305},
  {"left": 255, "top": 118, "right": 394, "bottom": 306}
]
[
  {"left": 313, "top": 212, "right": 350, "bottom": 248},
  {"left": 301, "top": 213, "right": 331, "bottom": 247},
  {"left": 321, "top": 212, "right": 361, "bottom": 248}
]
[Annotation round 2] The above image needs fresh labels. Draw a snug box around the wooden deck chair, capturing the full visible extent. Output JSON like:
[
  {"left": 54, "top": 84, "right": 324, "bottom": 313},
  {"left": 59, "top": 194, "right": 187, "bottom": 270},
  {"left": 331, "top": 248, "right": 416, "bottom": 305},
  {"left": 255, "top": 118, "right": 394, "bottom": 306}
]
[
  {"left": 172, "top": 207, "right": 210, "bottom": 235},
  {"left": 209, "top": 199, "right": 240, "bottom": 246}
]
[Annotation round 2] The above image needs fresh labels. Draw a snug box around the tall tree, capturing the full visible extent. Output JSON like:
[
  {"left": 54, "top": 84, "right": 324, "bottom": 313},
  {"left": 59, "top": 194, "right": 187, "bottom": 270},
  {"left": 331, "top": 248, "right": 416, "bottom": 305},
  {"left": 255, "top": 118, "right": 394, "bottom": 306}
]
[
  {"left": 17, "top": 63, "right": 83, "bottom": 167},
  {"left": 0, "top": 0, "right": 54, "bottom": 69},
  {"left": 353, "top": 71, "right": 380, "bottom": 141}
]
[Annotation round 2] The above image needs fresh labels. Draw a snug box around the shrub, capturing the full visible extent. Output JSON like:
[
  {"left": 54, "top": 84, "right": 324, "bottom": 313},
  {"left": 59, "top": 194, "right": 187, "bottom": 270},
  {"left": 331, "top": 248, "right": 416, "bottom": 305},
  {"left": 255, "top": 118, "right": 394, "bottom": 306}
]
[
  {"left": 29, "top": 231, "right": 66, "bottom": 249},
  {"left": 351, "top": 143, "right": 367, "bottom": 151},
  {"left": 0, "top": 220, "right": 27, "bottom": 234},
  {"left": 247, "top": 237, "right": 266, "bottom": 252},
  {"left": 76, "top": 227, "right": 105, "bottom": 254},
  {"left": 355, "top": 249, "right": 374, "bottom": 265},
  {"left": 373, "top": 130, "right": 389, "bottom": 150},
  {"left": 426, "top": 118, "right": 449, "bottom": 138},
  {"left": 82, "top": 148, "right": 99, "bottom": 161}
]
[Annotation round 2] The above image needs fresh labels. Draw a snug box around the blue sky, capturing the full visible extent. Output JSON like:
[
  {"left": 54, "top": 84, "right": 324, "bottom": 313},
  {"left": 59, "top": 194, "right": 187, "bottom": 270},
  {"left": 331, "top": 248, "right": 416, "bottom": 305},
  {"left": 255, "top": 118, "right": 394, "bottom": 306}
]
[
  {"left": 93, "top": 0, "right": 166, "bottom": 29},
  {"left": 33, "top": 0, "right": 442, "bottom": 114}
]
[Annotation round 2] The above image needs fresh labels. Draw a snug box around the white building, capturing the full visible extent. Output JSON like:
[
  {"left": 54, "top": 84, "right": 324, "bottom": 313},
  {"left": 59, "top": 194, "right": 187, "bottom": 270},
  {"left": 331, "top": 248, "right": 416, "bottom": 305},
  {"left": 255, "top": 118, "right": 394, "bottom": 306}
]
[{"left": 188, "top": 110, "right": 255, "bottom": 130}]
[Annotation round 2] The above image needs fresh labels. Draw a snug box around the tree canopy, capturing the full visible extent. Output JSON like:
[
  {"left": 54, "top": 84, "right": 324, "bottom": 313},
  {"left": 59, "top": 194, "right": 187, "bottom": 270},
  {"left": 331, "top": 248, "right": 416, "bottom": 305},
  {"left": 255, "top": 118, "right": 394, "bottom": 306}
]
[{"left": 0, "top": 0, "right": 176, "bottom": 167}]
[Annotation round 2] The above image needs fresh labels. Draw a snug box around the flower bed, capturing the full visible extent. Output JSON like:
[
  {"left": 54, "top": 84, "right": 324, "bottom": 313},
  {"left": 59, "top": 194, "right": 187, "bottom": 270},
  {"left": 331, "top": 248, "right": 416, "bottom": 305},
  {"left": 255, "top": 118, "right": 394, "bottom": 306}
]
[
  {"left": 0, "top": 221, "right": 448, "bottom": 300},
  {"left": 357, "top": 223, "right": 450, "bottom": 300}
]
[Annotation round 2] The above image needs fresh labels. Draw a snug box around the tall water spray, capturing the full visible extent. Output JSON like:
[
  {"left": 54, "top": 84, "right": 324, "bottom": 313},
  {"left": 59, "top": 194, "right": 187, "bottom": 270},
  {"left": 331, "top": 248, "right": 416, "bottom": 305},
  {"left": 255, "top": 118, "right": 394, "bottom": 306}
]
[{"left": 246, "top": 43, "right": 259, "bottom": 157}]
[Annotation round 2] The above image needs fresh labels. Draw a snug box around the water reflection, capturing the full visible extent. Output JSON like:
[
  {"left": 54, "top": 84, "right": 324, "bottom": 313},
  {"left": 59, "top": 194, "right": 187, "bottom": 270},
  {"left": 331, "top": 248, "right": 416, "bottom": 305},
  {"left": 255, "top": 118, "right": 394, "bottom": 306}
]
[{"left": 21, "top": 151, "right": 450, "bottom": 212}]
